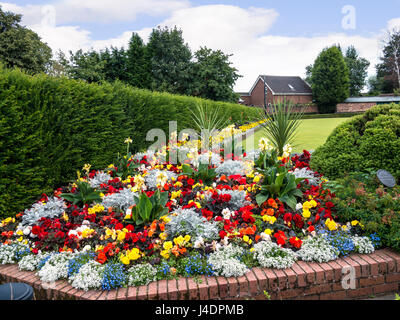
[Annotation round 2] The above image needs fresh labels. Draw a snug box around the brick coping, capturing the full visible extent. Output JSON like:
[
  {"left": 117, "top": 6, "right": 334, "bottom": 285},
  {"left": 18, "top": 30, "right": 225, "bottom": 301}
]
[{"left": 0, "top": 248, "right": 399, "bottom": 300}]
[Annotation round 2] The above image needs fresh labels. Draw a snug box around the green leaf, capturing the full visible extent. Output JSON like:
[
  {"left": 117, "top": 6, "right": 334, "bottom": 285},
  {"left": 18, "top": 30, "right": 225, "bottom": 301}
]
[{"left": 256, "top": 193, "right": 269, "bottom": 206}]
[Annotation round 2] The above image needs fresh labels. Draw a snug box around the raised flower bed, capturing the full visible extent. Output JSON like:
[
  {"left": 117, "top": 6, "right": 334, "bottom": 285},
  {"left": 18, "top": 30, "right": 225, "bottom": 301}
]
[{"left": 0, "top": 131, "right": 395, "bottom": 300}]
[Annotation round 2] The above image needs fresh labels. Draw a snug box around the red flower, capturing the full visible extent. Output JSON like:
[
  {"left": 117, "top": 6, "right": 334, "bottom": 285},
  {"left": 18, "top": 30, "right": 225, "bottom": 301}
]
[
  {"left": 219, "top": 230, "right": 227, "bottom": 239},
  {"left": 32, "top": 225, "right": 41, "bottom": 235},
  {"left": 115, "top": 223, "right": 124, "bottom": 230},
  {"left": 187, "top": 178, "right": 195, "bottom": 186},
  {"left": 283, "top": 213, "right": 292, "bottom": 223},
  {"left": 289, "top": 236, "right": 303, "bottom": 249},
  {"left": 274, "top": 231, "right": 287, "bottom": 246},
  {"left": 293, "top": 214, "right": 304, "bottom": 229}
]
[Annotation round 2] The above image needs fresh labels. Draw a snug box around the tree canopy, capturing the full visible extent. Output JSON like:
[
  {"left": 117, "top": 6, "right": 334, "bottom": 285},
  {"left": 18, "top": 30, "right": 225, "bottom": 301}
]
[
  {"left": 308, "top": 45, "right": 350, "bottom": 113},
  {"left": 0, "top": 6, "right": 52, "bottom": 74}
]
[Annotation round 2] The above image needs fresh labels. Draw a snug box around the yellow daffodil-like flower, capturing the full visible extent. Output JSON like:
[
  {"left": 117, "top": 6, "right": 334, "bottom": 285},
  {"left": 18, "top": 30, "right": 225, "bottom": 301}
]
[
  {"left": 351, "top": 220, "right": 359, "bottom": 226},
  {"left": 83, "top": 163, "right": 91, "bottom": 173},
  {"left": 124, "top": 137, "right": 133, "bottom": 144},
  {"left": 258, "top": 137, "right": 273, "bottom": 152}
]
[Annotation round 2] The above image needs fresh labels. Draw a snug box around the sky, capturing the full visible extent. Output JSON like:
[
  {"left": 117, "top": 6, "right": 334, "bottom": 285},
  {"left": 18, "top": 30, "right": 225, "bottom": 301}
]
[{"left": 1, "top": 0, "right": 400, "bottom": 92}]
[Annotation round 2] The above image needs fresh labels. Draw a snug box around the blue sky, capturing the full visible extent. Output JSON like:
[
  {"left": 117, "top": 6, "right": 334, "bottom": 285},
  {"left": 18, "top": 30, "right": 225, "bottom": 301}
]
[{"left": 1, "top": 0, "right": 399, "bottom": 91}]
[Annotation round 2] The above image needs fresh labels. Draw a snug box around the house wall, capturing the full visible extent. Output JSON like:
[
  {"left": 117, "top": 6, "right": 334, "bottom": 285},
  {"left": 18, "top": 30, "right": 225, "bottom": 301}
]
[{"left": 272, "top": 94, "right": 314, "bottom": 105}]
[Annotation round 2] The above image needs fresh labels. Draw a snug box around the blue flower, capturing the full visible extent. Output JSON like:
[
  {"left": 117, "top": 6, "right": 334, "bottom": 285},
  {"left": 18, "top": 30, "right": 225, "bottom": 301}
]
[{"left": 101, "top": 262, "right": 126, "bottom": 291}]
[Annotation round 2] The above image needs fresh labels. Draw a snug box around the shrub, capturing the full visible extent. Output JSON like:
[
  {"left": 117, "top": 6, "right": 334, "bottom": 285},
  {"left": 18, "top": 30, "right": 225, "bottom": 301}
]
[
  {"left": 0, "top": 66, "right": 259, "bottom": 218},
  {"left": 311, "top": 104, "right": 400, "bottom": 180},
  {"left": 330, "top": 172, "right": 400, "bottom": 252}
]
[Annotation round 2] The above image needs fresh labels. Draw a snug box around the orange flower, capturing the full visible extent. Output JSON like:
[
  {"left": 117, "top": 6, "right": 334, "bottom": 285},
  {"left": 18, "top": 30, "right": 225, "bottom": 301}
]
[
  {"left": 255, "top": 235, "right": 261, "bottom": 242},
  {"left": 267, "top": 199, "right": 278, "bottom": 209},
  {"left": 96, "top": 252, "right": 107, "bottom": 264},
  {"left": 159, "top": 223, "right": 165, "bottom": 232},
  {"left": 219, "top": 175, "right": 228, "bottom": 182}
]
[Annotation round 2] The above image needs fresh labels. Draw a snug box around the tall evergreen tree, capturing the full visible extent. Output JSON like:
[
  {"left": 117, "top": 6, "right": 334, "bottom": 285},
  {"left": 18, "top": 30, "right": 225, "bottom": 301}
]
[
  {"left": 126, "top": 33, "right": 151, "bottom": 89},
  {"left": 189, "top": 47, "right": 241, "bottom": 103},
  {"left": 344, "top": 46, "right": 370, "bottom": 96},
  {"left": 309, "top": 45, "right": 350, "bottom": 113},
  {"left": 100, "top": 46, "right": 129, "bottom": 83},
  {"left": 0, "top": 6, "right": 52, "bottom": 74},
  {"left": 146, "top": 26, "right": 192, "bottom": 95}
]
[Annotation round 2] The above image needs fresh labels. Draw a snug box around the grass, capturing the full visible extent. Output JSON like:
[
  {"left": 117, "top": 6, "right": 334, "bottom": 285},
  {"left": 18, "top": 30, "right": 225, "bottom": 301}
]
[{"left": 242, "top": 118, "right": 351, "bottom": 153}]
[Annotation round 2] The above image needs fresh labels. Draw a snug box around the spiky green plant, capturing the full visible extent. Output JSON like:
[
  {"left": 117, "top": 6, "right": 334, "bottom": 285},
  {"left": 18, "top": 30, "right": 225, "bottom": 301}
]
[
  {"left": 188, "top": 102, "right": 230, "bottom": 149},
  {"left": 258, "top": 98, "right": 305, "bottom": 155}
]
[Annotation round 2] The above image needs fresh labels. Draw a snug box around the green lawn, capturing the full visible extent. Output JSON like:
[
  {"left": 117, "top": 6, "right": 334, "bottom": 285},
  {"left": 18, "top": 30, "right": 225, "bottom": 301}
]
[{"left": 242, "top": 118, "right": 350, "bottom": 153}]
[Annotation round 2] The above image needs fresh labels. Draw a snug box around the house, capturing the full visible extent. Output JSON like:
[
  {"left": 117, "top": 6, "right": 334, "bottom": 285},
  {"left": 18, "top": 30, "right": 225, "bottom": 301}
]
[{"left": 238, "top": 75, "right": 313, "bottom": 107}]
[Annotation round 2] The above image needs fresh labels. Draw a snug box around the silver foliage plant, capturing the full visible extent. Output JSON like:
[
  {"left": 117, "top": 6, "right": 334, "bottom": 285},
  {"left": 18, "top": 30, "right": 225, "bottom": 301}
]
[
  {"left": 165, "top": 208, "right": 219, "bottom": 241},
  {"left": 203, "top": 189, "right": 249, "bottom": 211},
  {"left": 22, "top": 197, "right": 66, "bottom": 227},
  {"left": 101, "top": 188, "right": 138, "bottom": 212},
  {"left": 144, "top": 169, "right": 177, "bottom": 189},
  {"left": 292, "top": 168, "right": 321, "bottom": 186},
  {"left": 215, "top": 160, "right": 247, "bottom": 177},
  {"left": 89, "top": 171, "right": 112, "bottom": 189}
]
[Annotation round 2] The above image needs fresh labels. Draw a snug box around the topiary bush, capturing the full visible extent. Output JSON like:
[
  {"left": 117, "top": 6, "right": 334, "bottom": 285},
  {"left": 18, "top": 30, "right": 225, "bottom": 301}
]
[{"left": 310, "top": 103, "right": 400, "bottom": 180}]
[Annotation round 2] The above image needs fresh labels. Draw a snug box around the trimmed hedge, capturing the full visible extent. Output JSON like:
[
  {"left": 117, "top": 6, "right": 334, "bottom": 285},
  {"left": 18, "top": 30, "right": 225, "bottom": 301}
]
[
  {"left": 310, "top": 103, "right": 400, "bottom": 180},
  {"left": 0, "top": 67, "right": 260, "bottom": 218}
]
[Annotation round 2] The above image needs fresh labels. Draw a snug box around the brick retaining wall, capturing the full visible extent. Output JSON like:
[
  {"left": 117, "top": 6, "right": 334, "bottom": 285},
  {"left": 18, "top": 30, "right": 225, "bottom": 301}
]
[
  {"left": 1, "top": 248, "right": 399, "bottom": 300},
  {"left": 336, "top": 102, "right": 377, "bottom": 113}
]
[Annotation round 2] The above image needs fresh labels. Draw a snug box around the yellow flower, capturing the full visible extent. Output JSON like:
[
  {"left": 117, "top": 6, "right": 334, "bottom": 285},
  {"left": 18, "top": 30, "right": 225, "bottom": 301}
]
[
  {"left": 325, "top": 218, "right": 338, "bottom": 231},
  {"left": 163, "top": 241, "right": 173, "bottom": 250},
  {"left": 263, "top": 215, "right": 277, "bottom": 224},
  {"left": 264, "top": 229, "right": 273, "bottom": 235},
  {"left": 250, "top": 248, "right": 255, "bottom": 253},
  {"left": 160, "top": 250, "right": 170, "bottom": 259},
  {"left": 243, "top": 235, "right": 250, "bottom": 243},
  {"left": 351, "top": 220, "right": 359, "bottom": 226},
  {"left": 184, "top": 235, "right": 191, "bottom": 242},
  {"left": 120, "top": 255, "right": 130, "bottom": 265},
  {"left": 159, "top": 232, "right": 167, "bottom": 241},
  {"left": 16, "top": 230, "right": 24, "bottom": 236},
  {"left": 173, "top": 236, "right": 184, "bottom": 246},
  {"left": 128, "top": 248, "right": 141, "bottom": 261},
  {"left": 302, "top": 209, "right": 311, "bottom": 219}
]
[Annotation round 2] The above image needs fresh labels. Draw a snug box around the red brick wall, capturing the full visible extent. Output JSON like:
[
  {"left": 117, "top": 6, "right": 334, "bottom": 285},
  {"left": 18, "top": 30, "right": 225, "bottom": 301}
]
[
  {"left": 273, "top": 95, "right": 314, "bottom": 105},
  {"left": 336, "top": 102, "right": 377, "bottom": 113},
  {"left": 1, "top": 249, "right": 399, "bottom": 300}
]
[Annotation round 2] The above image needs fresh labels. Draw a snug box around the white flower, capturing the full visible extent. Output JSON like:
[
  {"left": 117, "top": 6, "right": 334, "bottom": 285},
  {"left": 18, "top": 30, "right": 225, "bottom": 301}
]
[
  {"left": 194, "top": 237, "right": 204, "bottom": 249},
  {"left": 258, "top": 137, "right": 272, "bottom": 151},
  {"left": 222, "top": 208, "right": 232, "bottom": 220},
  {"left": 296, "top": 203, "right": 303, "bottom": 211}
]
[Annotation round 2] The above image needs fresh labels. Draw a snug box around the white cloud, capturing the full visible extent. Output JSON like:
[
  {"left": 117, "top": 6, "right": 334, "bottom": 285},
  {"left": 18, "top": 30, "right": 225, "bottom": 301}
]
[{"left": 55, "top": 0, "right": 190, "bottom": 23}]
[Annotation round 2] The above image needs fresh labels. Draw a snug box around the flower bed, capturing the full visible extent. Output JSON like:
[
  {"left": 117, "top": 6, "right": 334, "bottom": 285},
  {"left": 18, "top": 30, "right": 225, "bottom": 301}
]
[{"left": 0, "top": 133, "right": 382, "bottom": 294}]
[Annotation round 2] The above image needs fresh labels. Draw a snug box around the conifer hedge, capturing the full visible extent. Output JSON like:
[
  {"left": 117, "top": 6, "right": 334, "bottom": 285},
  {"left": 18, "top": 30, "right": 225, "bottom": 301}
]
[{"left": 0, "top": 67, "right": 259, "bottom": 217}]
